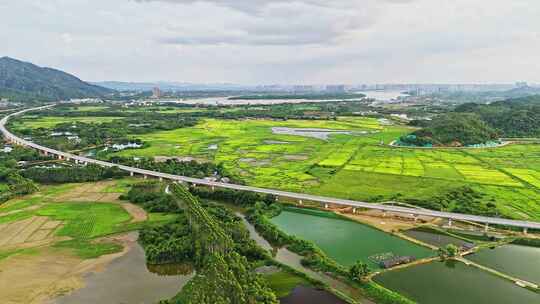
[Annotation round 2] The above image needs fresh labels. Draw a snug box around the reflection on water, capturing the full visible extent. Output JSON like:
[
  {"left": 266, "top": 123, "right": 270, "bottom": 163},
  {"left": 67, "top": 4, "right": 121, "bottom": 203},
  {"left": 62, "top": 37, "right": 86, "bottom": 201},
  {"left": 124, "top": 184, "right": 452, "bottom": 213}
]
[
  {"left": 280, "top": 285, "right": 348, "bottom": 304},
  {"left": 147, "top": 262, "right": 194, "bottom": 276},
  {"left": 237, "top": 212, "right": 372, "bottom": 303},
  {"left": 55, "top": 233, "right": 194, "bottom": 304},
  {"left": 374, "top": 260, "right": 540, "bottom": 304}
]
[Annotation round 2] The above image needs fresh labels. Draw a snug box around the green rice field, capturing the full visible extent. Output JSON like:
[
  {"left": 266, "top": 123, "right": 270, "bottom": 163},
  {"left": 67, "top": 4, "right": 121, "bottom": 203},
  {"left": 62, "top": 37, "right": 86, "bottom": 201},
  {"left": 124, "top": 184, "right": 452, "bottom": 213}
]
[
  {"left": 13, "top": 116, "right": 123, "bottom": 129},
  {"left": 18, "top": 114, "right": 540, "bottom": 221}
]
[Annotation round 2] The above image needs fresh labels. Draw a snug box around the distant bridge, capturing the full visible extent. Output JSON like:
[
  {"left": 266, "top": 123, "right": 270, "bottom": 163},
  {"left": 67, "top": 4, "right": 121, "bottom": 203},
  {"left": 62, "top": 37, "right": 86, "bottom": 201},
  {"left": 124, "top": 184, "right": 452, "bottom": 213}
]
[{"left": 2, "top": 105, "right": 539, "bottom": 233}]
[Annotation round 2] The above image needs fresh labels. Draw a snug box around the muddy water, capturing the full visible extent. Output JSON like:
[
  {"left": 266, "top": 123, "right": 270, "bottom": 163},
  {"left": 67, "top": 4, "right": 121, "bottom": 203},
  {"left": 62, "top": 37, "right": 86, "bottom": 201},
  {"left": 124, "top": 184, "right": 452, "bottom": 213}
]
[{"left": 55, "top": 233, "right": 194, "bottom": 304}]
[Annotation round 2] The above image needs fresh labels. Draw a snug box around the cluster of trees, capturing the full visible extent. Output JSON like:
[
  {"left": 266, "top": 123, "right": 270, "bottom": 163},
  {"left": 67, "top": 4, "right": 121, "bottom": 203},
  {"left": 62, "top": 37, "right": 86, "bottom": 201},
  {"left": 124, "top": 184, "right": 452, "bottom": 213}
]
[
  {"left": 454, "top": 96, "right": 540, "bottom": 137},
  {"left": 403, "top": 95, "right": 540, "bottom": 146},
  {"left": 22, "top": 164, "right": 128, "bottom": 183},
  {"left": 11, "top": 109, "right": 198, "bottom": 151},
  {"left": 121, "top": 181, "right": 180, "bottom": 213},
  {"left": 0, "top": 146, "right": 42, "bottom": 203},
  {"left": 139, "top": 215, "right": 195, "bottom": 264},
  {"left": 189, "top": 187, "right": 274, "bottom": 206},
  {"left": 404, "top": 186, "right": 499, "bottom": 217},
  {"left": 438, "top": 244, "right": 459, "bottom": 260},
  {"left": 110, "top": 157, "right": 230, "bottom": 180},
  {"left": 401, "top": 113, "right": 498, "bottom": 146},
  {"left": 349, "top": 261, "right": 372, "bottom": 282},
  {"left": 126, "top": 182, "right": 276, "bottom": 303}
]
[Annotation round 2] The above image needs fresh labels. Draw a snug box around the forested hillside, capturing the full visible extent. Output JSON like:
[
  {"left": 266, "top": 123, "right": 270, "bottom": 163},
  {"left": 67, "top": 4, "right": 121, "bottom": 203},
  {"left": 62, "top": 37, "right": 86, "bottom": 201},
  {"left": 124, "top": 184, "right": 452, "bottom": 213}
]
[
  {"left": 402, "top": 95, "right": 540, "bottom": 146},
  {"left": 0, "top": 57, "right": 113, "bottom": 101},
  {"left": 455, "top": 95, "right": 540, "bottom": 137}
]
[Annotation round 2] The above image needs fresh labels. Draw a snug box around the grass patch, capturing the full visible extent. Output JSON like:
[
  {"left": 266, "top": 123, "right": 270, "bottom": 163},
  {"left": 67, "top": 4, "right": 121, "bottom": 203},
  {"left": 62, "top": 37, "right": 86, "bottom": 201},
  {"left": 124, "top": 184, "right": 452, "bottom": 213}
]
[
  {"left": 264, "top": 270, "right": 310, "bottom": 298},
  {"left": 15, "top": 116, "right": 123, "bottom": 129},
  {"left": 53, "top": 239, "right": 123, "bottom": 259},
  {"left": 36, "top": 202, "right": 131, "bottom": 239}
]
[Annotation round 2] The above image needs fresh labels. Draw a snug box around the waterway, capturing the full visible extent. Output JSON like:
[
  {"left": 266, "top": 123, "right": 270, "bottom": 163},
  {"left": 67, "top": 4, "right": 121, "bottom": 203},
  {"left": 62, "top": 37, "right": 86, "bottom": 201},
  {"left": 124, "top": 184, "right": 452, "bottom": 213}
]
[
  {"left": 55, "top": 233, "right": 194, "bottom": 304},
  {"left": 270, "top": 208, "right": 434, "bottom": 268},
  {"left": 466, "top": 244, "right": 540, "bottom": 284},
  {"left": 374, "top": 260, "right": 540, "bottom": 304}
]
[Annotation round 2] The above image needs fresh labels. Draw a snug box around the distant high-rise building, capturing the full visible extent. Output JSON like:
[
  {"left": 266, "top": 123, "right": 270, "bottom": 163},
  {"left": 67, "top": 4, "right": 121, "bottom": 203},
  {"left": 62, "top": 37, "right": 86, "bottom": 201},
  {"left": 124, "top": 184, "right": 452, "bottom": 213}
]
[{"left": 152, "top": 87, "right": 162, "bottom": 99}]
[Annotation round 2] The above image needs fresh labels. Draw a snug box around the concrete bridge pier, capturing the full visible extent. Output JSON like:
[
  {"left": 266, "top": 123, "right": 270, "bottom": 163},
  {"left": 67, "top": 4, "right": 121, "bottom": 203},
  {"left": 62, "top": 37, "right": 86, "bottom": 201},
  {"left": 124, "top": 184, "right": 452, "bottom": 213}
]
[
  {"left": 448, "top": 219, "right": 453, "bottom": 227},
  {"left": 484, "top": 223, "right": 489, "bottom": 232},
  {"left": 324, "top": 203, "right": 329, "bottom": 209},
  {"left": 159, "top": 177, "right": 163, "bottom": 182},
  {"left": 523, "top": 227, "right": 528, "bottom": 234},
  {"left": 130, "top": 172, "right": 134, "bottom": 177},
  {"left": 352, "top": 208, "right": 356, "bottom": 214},
  {"left": 143, "top": 175, "right": 148, "bottom": 180},
  {"left": 298, "top": 199, "right": 303, "bottom": 205}
]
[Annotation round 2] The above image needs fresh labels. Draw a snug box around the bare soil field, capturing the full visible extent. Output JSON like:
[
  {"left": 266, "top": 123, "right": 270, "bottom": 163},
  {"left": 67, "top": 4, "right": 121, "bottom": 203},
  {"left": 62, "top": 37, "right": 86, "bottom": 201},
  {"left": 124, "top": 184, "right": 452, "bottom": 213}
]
[{"left": 0, "top": 233, "right": 137, "bottom": 304}]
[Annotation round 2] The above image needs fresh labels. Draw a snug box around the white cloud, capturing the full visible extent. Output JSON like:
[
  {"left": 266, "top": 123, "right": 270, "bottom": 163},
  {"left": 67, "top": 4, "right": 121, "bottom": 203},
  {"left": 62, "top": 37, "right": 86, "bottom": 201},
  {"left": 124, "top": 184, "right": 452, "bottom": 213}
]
[{"left": 0, "top": 0, "right": 539, "bottom": 84}]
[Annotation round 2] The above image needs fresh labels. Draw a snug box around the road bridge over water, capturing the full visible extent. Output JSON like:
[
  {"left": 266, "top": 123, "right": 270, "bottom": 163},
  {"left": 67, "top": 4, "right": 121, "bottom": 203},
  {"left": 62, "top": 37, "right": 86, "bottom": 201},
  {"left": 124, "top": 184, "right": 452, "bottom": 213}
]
[{"left": 2, "top": 105, "right": 539, "bottom": 233}]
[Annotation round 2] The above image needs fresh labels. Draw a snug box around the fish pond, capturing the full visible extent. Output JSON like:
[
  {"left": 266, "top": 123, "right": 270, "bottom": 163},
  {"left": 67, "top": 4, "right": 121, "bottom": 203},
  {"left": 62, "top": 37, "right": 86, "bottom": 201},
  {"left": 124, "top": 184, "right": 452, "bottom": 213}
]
[
  {"left": 467, "top": 243, "right": 540, "bottom": 284},
  {"left": 403, "top": 227, "right": 474, "bottom": 248},
  {"left": 270, "top": 207, "right": 434, "bottom": 268},
  {"left": 374, "top": 260, "right": 540, "bottom": 304}
]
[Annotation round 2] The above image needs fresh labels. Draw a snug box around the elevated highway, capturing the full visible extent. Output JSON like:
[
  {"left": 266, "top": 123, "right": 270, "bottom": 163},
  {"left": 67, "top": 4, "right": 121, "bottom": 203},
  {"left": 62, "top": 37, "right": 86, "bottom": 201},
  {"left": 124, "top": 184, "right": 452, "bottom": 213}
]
[{"left": 2, "top": 105, "right": 539, "bottom": 232}]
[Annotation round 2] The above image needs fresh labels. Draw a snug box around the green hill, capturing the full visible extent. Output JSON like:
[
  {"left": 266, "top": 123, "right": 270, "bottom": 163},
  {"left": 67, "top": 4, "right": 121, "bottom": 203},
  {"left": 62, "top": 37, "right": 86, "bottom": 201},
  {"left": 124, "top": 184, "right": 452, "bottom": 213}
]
[{"left": 0, "top": 57, "right": 113, "bottom": 102}]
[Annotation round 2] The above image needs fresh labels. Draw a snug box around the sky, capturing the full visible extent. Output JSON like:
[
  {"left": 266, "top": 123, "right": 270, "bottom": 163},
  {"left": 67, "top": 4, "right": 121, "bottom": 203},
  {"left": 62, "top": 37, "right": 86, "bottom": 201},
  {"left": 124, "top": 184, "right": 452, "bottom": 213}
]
[{"left": 1, "top": 0, "right": 539, "bottom": 84}]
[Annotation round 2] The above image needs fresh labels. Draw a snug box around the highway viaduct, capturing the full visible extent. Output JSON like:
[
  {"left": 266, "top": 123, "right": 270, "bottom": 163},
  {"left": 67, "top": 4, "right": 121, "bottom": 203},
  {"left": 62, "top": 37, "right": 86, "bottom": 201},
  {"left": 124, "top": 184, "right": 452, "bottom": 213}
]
[{"left": 2, "top": 105, "right": 539, "bottom": 233}]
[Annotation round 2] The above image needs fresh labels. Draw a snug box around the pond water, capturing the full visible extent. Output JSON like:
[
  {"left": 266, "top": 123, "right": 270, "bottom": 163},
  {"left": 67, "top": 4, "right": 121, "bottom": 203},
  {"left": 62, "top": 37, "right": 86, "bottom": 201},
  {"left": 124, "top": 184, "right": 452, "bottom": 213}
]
[
  {"left": 271, "top": 127, "right": 375, "bottom": 141},
  {"left": 374, "top": 260, "right": 539, "bottom": 304},
  {"left": 403, "top": 228, "right": 473, "bottom": 248},
  {"left": 270, "top": 208, "right": 434, "bottom": 268},
  {"left": 280, "top": 285, "right": 348, "bottom": 304},
  {"left": 55, "top": 233, "right": 194, "bottom": 304},
  {"left": 236, "top": 213, "right": 372, "bottom": 303},
  {"left": 467, "top": 244, "right": 540, "bottom": 284}
]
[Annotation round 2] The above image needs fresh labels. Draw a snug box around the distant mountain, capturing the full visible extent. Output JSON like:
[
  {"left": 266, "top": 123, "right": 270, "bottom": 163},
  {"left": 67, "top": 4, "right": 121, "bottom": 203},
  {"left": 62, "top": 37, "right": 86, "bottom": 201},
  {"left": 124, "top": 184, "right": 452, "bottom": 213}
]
[
  {"left": 0, "top": 57, "right": 113, "bottom": 102},
  {"left": 93, "top": 81, "right": 253, "bottom": 92}
]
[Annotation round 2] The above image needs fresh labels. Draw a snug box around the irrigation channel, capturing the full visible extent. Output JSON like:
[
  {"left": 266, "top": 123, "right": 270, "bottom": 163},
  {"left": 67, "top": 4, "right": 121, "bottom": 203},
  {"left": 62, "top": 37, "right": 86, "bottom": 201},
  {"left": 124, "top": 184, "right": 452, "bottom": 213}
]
[{"left": 55, "top": 232, "right": 195, "bottom": 304}]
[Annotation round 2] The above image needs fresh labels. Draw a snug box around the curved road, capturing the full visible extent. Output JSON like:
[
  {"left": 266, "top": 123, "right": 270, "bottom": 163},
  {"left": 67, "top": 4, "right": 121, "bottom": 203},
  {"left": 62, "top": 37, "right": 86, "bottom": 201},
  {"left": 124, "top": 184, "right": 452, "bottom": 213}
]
[{"left": 2, "top": 105, "right": 539, "bottom": 231}]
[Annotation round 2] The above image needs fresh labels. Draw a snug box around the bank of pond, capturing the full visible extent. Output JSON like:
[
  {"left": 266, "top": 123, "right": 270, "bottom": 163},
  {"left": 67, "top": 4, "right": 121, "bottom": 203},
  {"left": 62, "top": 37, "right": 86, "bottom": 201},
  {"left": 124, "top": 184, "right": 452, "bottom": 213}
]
[
  {"left": 268, "top": 207, "right": 540, "bottom": 303},
  {"left": 374, "top": 260, "right": 539, "bottom": 304},
  {"left": 467, "top": 243, "right": 540, "bottom": 285},
  {"left": 270, "top": 207, "right": 434, "bottom": 268}
]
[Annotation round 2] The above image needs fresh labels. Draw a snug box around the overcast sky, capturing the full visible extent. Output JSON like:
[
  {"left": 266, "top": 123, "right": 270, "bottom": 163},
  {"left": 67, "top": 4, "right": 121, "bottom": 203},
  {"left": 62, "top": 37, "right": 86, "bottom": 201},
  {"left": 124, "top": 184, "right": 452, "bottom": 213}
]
[{"left": 1, "top": 0, "right": 539, "bottom": 84}]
